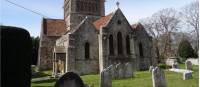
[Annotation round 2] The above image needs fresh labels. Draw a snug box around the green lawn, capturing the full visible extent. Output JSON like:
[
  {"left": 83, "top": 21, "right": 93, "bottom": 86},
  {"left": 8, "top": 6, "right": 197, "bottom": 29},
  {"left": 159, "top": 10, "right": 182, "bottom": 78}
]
[{"left": 31, "top": 65, "right": 199, "bottom": 87}]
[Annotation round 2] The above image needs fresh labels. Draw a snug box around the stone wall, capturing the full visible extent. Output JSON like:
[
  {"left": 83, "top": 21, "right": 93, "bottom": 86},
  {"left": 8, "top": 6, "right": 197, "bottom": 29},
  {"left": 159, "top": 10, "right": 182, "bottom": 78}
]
[
  {"left": 134, "top": 27, "right": 153, "bottom": 70},
  {"left": 72, "top": 18, "right": 99, "bottom": 75},
  {"left": 58, "top": 18, "right": 100, "bottom": 75},
  {"left": 64, "top": 0, "right": 104, "bottom": 30},
  {"left": 38, "top": 35, "right": 60, "bottom": 70}
]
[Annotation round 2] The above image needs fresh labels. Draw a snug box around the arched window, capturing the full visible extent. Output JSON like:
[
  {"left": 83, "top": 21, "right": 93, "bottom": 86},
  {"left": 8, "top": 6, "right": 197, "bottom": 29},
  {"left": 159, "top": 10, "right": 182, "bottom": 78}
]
[
  {"left": 85, "top": 42, "right": 90, "bottom": 59},
  {"left": 117, "top": 32, "right": 123, "bottom": 55},
  {"left": 109, "top": 35, "right": 114, "bottom": 55},
  {"left": 126, "top": 35, "right": 130, "bottom": 55},
  {"left": 139, "top": 43, "right": 144, "bottom": 57}
]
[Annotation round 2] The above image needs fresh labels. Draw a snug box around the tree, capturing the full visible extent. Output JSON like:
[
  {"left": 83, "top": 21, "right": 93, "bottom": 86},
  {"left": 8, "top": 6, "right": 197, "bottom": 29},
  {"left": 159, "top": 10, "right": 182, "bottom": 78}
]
[
  {"left": 155, "top": 8, "right": 180, "bottom": 58},
  {"left": 140, "top": 8, "right": 180, "bottom": 62},
  {"left": 140, "top": 17, "right": 161, "bottom": 63},
  {"left": 178, "top": 39, "right": 196, "bottom": 60},
  {"left": 181, "top": 1, "right": 199, "bottom": 55},
  {"left": 181, "top": 1, "right": 199, "bottom": 38},
  {"left": 31, "top": 36, "right": 40, "bottom": 65}
]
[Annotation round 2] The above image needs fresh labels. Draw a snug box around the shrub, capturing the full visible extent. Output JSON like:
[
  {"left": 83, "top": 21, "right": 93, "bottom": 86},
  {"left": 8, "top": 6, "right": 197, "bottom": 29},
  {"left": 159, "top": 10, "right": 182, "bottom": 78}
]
[
  {"left": 31, "top": 65, "right": 39, "bottom": 73},
  {"left": 177, "top": 57, "right": 186, "bottom": 63},
  {"left": 158, "top": 63, "right": 167, "bottom": 69}
]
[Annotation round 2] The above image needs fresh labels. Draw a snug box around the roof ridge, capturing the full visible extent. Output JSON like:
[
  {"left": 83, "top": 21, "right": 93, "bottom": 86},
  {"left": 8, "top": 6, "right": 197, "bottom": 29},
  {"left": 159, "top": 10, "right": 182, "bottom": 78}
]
[
  {"left": 131, "top": 22, "right": 144, "bottom": 29},
  {"left": 70, "top": 17, "right": 88, "bottom": 33},
  {"left": 43, "top": 18, "right": 64, "bottom": 20},
  {"left": 93, "top": 12, "right": 114, "bottom": 30}
]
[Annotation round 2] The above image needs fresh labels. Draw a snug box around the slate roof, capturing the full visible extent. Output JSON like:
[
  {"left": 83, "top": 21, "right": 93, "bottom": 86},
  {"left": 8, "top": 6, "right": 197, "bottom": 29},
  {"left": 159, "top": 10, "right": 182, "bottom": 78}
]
[
  {"left": 93, "top": 12, "right": 114, "bottom": 30},
  {"left": 42, "top": 18, "right": 68, "bottom": 36}
]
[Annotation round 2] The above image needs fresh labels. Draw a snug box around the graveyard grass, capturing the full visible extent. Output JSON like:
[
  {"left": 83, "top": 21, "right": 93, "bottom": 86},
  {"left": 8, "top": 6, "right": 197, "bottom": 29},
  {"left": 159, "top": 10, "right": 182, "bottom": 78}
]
[{"left": 31, "top": 64, "right": 199, "bottom": 87}]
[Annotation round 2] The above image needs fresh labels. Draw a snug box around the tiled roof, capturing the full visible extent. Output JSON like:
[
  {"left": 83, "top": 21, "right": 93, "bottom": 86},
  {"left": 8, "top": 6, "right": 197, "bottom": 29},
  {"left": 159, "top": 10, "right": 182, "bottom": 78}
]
[
  {"left": 43, "top": 18, "right": 67, "bottom": 36},
  {"left": 93, "top": 13, "right": 114, "bottom": 30}
]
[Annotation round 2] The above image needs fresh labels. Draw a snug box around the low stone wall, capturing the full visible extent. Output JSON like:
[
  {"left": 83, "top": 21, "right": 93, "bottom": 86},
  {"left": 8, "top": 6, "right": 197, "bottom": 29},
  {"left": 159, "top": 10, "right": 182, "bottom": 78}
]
[{"left": 186, "top": 58, "right": 199, "bottom": 65}]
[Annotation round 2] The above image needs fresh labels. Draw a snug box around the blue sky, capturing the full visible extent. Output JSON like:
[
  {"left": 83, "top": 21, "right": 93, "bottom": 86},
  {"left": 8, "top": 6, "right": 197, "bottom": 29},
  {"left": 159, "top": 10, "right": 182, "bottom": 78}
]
[{"left": 1, "top": 0, "right": 196, "bottom": 36}]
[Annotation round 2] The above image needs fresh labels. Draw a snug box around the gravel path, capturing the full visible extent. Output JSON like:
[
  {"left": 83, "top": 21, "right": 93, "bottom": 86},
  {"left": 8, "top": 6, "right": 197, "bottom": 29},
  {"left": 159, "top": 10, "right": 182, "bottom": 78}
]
[{"left": 31, "top": 76, "right": 53, "bottom": 82}]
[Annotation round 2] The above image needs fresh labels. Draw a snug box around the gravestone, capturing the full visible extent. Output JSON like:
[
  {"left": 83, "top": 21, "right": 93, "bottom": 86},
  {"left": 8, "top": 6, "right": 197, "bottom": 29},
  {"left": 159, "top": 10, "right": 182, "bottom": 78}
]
[
  {"left": 1, "top": 26, "right": 32, "bottom": 87},
  {"left": 54, "top": 72, "right": 85, "bottom": 87},
  {"left": 152, "top": 67, "right": 167, "bottom": 87},
  {"left": 107, "top": 65, "right": 116, "bottom": 79},
  {"left": 115, "top": 63, "right": 120, "bottom": 78},
  {"left": 149, "top": 66, "right": 154, "bottom": 72},
  {"left": 125, "top": 62, "right": 133, "bottom": 78},
  {"left": 186, "top": 58, "right": 199, "bottom": 65},
  {"left": 183, "top": 72, "right": 192, "bottom": 80},
  {"left": 185, "top": 61, "right": 193, "bottom": 70},
  {"left": 172, "top": 62, "right": 179, "bottom": 69},
  {"left": 100, "top": 69, "right": 112, "bottom": 87},
  {"left": 117, "top": 63, "right": 124, "bottom": 78}
]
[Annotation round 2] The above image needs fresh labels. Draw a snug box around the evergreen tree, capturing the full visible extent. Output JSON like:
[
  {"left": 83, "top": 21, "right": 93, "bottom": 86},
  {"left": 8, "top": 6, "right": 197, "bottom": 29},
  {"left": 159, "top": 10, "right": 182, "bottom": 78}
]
[
  {"left": 178, "top": 39, "right": 196, "bottom": 59},
  {"left": 31, "top": 36, "right": 40, "bottom": 65}
]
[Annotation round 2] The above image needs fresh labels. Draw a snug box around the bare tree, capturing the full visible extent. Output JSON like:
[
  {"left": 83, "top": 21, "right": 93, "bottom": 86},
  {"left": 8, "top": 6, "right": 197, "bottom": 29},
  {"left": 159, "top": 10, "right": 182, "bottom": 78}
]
[
  {"left": 156, "top": 8, "right": 180, "bottom": 58},
  {"left": 140, "top": 17, "right": 161, "bottom": 63},
  {"left": 181, "top": 1, "right": 199, "bottom": 38},
  {"left": 140, "top": 8, "right": 180, "bottom": 62},
  {"left": 181, "top": 1, "right": 199, "bottom": 54}
]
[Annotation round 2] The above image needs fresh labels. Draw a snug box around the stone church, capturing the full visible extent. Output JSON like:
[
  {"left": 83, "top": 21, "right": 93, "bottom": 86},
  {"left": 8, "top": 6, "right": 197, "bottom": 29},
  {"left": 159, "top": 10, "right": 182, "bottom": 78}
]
[{"left": 38, "top": 0, "right": 154, "bottom": 75}]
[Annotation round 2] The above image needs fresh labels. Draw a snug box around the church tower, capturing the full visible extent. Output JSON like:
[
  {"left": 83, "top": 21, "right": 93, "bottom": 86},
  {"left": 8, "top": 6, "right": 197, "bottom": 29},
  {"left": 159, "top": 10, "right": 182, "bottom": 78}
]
[{"left": 64, "top": 0, "right": 105, "bottom": 30}]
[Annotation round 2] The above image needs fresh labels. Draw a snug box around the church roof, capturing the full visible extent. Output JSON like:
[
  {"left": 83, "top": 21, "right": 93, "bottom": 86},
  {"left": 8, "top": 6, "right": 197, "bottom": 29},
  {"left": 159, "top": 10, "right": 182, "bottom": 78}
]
[
  {"left": 131, "top": 23, "right": 144, "bottom": 30},
  {"left": 93, "top": 12, "right": 114, "bottom": 30},
  {"left": 42, "top": 18, "right": 68, "bottom": 36}
]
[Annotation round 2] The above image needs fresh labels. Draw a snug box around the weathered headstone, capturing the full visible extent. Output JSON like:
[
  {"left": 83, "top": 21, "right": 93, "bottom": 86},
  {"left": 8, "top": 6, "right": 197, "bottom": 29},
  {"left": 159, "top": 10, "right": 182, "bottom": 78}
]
[
  {"left": 125, "top": 62, "right": 133, "bottom": 78},
  {"left": 2, "top": 26, "right": 32, "bottom": 87},
  {"left": 185, "top": 60, "right": 193, "bottom": 70},
  {"left": 115, "top": 63, "right": 120, "bottom": 78},
  {"left": 172, "top": 62, "right": 179, "bottom": 69},
  {"left": 187, "top": 58, "right": 199, "bottom": 65},
  {"left": 54, "top": 72, "right": 85, "bottom": 87},
  {"left": 107, "top": 65, "right": 116, "bottom": 79},
  {"left": 149, "top": 66, "right": 154, "bottom": 72},
  {"left": 152, "top": 67, "right": 167, "bottom": 87},
  {"left": 100, "top": 69, "right": 112, "bottom": 87},
  {"left": 183, "top": 72, "right": 192, "bottom": 80},
  {"left": 118, "top": 63, "right": 124, "bottom": 78}
]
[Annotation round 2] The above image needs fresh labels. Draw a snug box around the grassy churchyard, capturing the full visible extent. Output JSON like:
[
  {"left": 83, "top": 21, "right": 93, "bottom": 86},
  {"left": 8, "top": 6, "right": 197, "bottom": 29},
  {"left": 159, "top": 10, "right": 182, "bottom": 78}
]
[{"left": 31, "top": 64, "right": 198, "bottom": 87}]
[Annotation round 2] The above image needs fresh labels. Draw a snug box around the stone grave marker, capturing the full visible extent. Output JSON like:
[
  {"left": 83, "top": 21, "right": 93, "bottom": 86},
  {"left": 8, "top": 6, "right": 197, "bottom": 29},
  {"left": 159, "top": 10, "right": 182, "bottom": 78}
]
[
  {"left": 118, "top": 63, "right": 124, "bottom": 78},
  {"left": 183, "top": 72, "right": 192, "bottom": 80},
  {"left": 185, "top": 60, "right": 193, "bottom": 70},
  {"left": 125, "top": 62, "right": 133, "bottom": 78},
  {"left": 115, "top": 63, "right": 121, "bottom": 78},
  {"left": 2, "top": 26, "right": 32, "bottom": 87},
  {"left": 54, "top": 72, "right": 85, "bottom": 87},
  {"left": 152, "top": 67, "right": 167, "bottom": 87},
  {"left": 149, "top": 66, "right": 154, "bottom": 72},
  {"left": 100, "top": 69, "right": 112, "bottom": 87},
  {"left": 172, "top": 62, "right": 179, "bottom": 69},
  {"left": 107, "top": 65, "right": 116, "bottom": 79}
]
